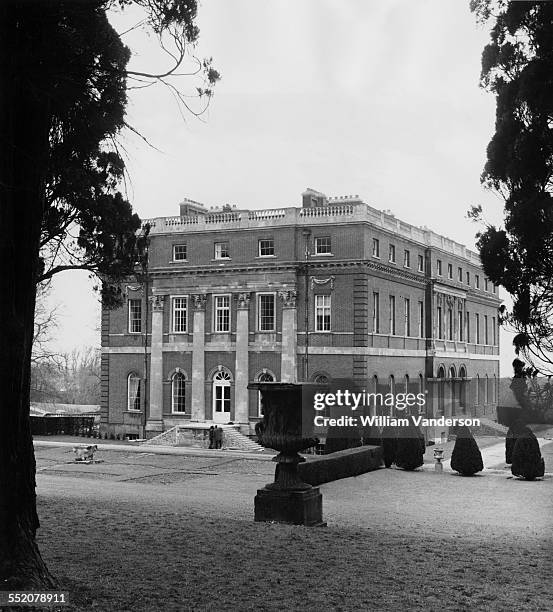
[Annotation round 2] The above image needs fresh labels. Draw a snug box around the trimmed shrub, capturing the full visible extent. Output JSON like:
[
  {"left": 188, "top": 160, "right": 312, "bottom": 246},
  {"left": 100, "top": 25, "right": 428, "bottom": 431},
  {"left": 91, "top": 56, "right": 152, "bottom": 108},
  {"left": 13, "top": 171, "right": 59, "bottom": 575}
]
[
  {"left": 511, "top": 433, "right": 545, "bottom": 480},
  {"left": 395, "top": 423, "right": 425, "bottom": 471},
  {"left": 381, "top": 426, "right": 397, "bottom": 468},
  {"left": 450, "top": 425, "right": 483, "bottom": 476},
  {"left": 505, "top": 419, "right": 532, "bottom": 464}
]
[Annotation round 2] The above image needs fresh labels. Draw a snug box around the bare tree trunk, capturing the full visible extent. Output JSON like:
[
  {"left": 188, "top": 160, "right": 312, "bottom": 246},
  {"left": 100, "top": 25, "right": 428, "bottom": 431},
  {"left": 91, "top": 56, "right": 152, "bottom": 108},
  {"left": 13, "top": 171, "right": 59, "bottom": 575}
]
[{"left": 0, "top": 2, "right": 57, "bottom": 589}]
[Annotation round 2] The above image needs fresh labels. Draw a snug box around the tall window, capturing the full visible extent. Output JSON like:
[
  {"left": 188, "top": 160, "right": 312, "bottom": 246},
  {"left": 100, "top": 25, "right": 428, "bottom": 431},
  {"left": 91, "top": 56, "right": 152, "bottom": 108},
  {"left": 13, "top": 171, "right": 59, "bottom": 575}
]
[
  {"left": 404, "top": 298, "right": 410, "bottom": 336},
  {"left": 475, "top": 313, "right": 480, "bottom": 343},
  {"left": 373, "top": 292, "right": 380, "bottom": 333},
  {"left": 484, "top": 315, "right": 489, "bottom": 344},
  {"left": 258, "top": 294, "right": 275, "bottom": 331},
  {"left": 213, "top": 370, "right": 231, "bottom": 417},
  {"left": 258, "top": 238, "right": 275, "bottom": 257},
  {"left": 315, "top": 295, "right": 331, "bottom": 332},
  {"left": 492, "top": 317, "right": 496, "bottom": 345},
  {"left": 447, "top": 263, "right": 453, "bottom": 279},
  {"left": 448, "top": 308, "right": 453, "bottom": 340},
  {"left": 314, "top": 236, "right": 331, "bottom": 255},
  {"left": 458, "top": 267, "right": 463, "bottom": 282},
  {"left": 172, "top": 244, "right": 187, "bottom": 261},
  {"left": 172, "top": 296, "right": 188, "bottom": 333},
  {"left": 214, "top": 295, "right": 231, "bottom": 332},
  {"left": 404, "top": 250, "right": 410, "bottom": 268},
  {"left": 257, "top": 371, "right": 274, "bottom": 416},
  {"left": 418, "top": 301, "right": 424, "bottom": 337},
  {"left": 128, "top": 299, "right": 142, "bottom": 333},
  {"left": 418, "top": 254, "right": 424, "bottom": 272},
  {"left": 437, "top": 306, "right": 443, "bottom": 339},
  {"left": 389, "top": 244, "right": 396, "bottom": 263},
  {"left": 458, "top": 310, "right": 463, "bottom": 341},
  {"left": 475, "top": 274, "right": 480, "bottom": 289},
  {"left": 372, "top": 238, "right": 380, "bottom": 258},
  {"left": 466, "top": 311, "right": 470, "bottom": 343},
  {"left": 389, "top": 296, "right": 396, "bottom": 335},
  {"left": 437, "top": 260, "right": 442, "bottom": 276},
  {"left": 127, "top": 373, "right": 141, "bottom": 411},
  {"left": 466, "top": 271, "right": 470, "bottom": 285},
  {"left": 214, "top": 242, "right": 230, "bottom": 259},
  {"left": 172, "top": 372, "right": 186, "bottom": 413},
  {"left": 485, "top": 278, "right": 489, "bottom": 292}
]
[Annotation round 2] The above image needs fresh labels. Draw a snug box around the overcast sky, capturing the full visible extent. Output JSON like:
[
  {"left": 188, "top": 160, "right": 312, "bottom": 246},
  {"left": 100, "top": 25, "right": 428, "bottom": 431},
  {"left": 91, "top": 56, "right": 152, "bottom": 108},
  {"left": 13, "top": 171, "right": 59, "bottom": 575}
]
[{"left": 47, "top": 0, "right": 515, "bottom": 373}]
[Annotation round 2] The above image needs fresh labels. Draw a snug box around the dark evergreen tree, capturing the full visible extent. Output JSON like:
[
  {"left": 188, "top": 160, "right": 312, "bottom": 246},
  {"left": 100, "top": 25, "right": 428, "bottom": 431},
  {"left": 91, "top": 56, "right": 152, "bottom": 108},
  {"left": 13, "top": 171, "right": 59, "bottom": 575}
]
[
  {"left": 505, "top": 418, "right": 532, "bottom": 464},
  {"left": 470, "top": 1, "right": 553, "bottom": 372},
  {"left": 395, "top": 423, "right": 425, "bottom": 471},
  {"left": 511, "top": 432, "right": 545, "bottom": 480},
  {"left": 0, "top": 0, "right": 218, "bottom": 589},
  {"left": 381, "top": 426, "right": 397, "bottom": 468},
  {"left": 450, "top": 425, "right": 484, "bottom": 476}
]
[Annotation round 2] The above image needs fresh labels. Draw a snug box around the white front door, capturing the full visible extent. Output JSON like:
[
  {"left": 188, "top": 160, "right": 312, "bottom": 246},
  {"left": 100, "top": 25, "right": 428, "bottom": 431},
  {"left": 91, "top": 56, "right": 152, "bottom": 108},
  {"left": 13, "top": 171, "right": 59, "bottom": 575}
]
[{"left": 213, "top": 372, "right": 231, "bottom": 423}]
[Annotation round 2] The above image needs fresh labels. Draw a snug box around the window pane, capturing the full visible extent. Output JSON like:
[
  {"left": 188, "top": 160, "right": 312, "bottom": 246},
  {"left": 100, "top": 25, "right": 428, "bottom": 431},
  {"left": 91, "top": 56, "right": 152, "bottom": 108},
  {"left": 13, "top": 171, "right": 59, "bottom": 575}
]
[
  {"left": 215, "top": 295, "right": 230, "bottom": 332},
  {"left": 172, "top": 373, "right": 186, "bottom": 412},
  {"left": 315, "top": 236, "right": 331, "bottom": 254},
  {"left": 172, "top": 297, "right": 187, "bottom": 332},
  {"left": 128, "top": 299, "right": 142, "bottom": 333},
  {"left": 259, "top": 239, "right": 274, "bottom": 256},
  {"left": 173, "top": 244, "right": 187, "bottom": 260},
  {"left": 259, "top": 294, "right": 275, "bottom": 331},
  {"left": 315, "top": 295, "right": 331, "bottom": 331}
]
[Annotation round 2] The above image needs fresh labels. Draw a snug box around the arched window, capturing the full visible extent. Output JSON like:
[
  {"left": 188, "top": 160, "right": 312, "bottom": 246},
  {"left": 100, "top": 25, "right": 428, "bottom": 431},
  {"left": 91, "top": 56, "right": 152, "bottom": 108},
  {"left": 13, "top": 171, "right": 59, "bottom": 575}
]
[
  {"left": 485, "top": 374, "right": 489, "bottom": 404},
  {"left": 314, "top": 374, "right": 329, "bottom": 384},
  {"left": 437, "top": 366, "right": 445, "bottom": 416},
  {"left": 475, "top": 374, "right": 480, "bottom": 405},
  {"left": 213, "top": 370, "right": 232, "bottom": 420},
  {"left": 257, "top": 371, "right": 274, "bottom": 416},
  {"left": 459, "top": 366, "right": 467, "bottom": 409},
  {"left": 127, "top": 373, "right": 141, "bottom": 412},
  {"left": 492, "top": 374, "right": 497, "bottom": 403},
  {"left": 404, "top": 374, "right": 410, "bottom": 393},
  {"left": 389, "top": 375, "right": 395, "bottom": 394},
  {"left": 172, "top": 371, "right": 186, "bottom": 413}
]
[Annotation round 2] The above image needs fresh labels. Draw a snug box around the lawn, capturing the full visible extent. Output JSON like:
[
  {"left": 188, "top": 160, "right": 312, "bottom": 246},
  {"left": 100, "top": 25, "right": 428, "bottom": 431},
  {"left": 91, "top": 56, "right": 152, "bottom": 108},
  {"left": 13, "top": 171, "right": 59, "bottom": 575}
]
[{"left": 35, "top": 484, "right": 552, "bottom": 611}]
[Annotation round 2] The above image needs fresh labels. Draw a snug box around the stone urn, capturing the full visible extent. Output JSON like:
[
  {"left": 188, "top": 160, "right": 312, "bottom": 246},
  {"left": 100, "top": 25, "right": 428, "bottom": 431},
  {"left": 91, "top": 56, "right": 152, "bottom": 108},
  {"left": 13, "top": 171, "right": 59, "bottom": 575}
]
[{"left": 248, "top": 382, "right": 324, "bottom": 525}]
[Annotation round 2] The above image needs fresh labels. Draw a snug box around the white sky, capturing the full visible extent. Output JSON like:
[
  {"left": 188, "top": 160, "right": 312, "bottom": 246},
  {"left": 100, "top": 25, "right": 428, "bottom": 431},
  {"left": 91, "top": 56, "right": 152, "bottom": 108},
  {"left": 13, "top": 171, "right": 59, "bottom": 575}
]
[{"left": 47, "top": 0, "right": 517, "bottom": 374}]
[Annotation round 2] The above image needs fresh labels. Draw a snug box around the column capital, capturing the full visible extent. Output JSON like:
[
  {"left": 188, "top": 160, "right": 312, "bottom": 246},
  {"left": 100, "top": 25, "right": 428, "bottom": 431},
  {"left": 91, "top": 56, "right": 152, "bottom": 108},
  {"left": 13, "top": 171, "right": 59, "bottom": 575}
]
[
  {"left": 150, "top": 294, "right": 165, "bottom": 312},
  {"left": 192, "top": 294, "right": 207, "bottom": 311},
  {"left": 235, "top": 292, "right": 251, "bottom": 310},
  {"left": 278, "top": 289, "right": 297, "bottom": 308}
]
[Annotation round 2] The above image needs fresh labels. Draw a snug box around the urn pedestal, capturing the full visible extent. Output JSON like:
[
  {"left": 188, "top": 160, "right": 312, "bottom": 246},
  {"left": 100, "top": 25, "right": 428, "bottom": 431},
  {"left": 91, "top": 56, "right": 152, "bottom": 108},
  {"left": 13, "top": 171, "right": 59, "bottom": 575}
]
[{"left": 248, "top": 382, "right": 325, "bottom": 527}]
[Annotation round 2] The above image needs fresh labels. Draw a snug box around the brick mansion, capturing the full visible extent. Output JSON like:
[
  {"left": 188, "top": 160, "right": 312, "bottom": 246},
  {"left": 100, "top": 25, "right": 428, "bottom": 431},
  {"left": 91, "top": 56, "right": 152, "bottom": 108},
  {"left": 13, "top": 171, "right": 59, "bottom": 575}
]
[{"left": 99, "top": 189, "right": 501, "bottom": 439}]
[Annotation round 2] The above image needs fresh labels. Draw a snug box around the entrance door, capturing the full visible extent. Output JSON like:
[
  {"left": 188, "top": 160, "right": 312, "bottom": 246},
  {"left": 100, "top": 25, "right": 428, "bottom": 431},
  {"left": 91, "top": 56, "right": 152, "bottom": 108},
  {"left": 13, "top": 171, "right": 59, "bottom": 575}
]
[{"left": 213, "top": 371, "right": 231, "bottom": 423}]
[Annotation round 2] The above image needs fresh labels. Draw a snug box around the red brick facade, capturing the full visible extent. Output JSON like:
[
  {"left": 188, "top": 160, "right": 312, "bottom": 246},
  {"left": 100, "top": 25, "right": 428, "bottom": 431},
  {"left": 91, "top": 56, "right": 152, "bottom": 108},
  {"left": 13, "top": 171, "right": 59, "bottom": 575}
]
[{"left": 100, "top": 190, "right": 501, "bottom": 438}]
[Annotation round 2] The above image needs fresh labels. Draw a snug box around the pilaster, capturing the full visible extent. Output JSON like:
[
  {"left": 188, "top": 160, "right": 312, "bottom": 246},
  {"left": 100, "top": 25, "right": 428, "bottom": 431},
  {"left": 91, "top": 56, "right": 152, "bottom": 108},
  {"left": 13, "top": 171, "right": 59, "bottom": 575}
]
[
  {"left": 146, "top": 294, "right": 164, "bottom": 433},
  {"left": 234, "top": 292, "right": 251, "bottom": 428},
  {"left": 279, "top": 290, "right": 298, "bottom": 382},
  {"left": 191, "top": 294, "right": 207, "bottom": 421}
]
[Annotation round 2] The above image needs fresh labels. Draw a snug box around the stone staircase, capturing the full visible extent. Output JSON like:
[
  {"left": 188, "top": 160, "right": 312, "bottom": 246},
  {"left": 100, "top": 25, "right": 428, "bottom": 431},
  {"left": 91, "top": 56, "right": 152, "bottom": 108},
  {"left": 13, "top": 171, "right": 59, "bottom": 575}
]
[
  {"left": 219, "top": 425, "right": 264, "bottom": 452},
  {"left": 142, "top": 423, "right": 265, "bottom": 452}
]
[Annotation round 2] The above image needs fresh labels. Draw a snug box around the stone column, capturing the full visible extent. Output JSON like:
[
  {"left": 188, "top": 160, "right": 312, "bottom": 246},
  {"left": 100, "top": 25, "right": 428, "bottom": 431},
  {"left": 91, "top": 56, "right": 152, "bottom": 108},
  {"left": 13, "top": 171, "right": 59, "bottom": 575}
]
[
  {"left": 146, "top": 295, "right": 164, "bottom": 433},
  {"left": 191, "top": 294, "right": 207, "bottom": 421},
  {"left": 234, "top": 292, "right": 250, "bottom": 430},
  {"left": 279, "top": 290, "right": 297, "bottom": 382}
]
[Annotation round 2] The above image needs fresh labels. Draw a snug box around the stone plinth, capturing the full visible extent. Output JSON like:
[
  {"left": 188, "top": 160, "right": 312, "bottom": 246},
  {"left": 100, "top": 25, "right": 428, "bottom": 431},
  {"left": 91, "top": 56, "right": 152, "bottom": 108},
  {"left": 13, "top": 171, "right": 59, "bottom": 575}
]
[{"left": 254, "top": 487, "right": 325, "bottom": 527}]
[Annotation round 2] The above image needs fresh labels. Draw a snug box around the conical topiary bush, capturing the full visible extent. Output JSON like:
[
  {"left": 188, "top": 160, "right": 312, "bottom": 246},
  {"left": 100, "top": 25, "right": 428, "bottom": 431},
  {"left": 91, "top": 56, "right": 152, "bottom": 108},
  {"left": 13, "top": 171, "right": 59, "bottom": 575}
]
[
  {"left": 511, "top": 433, "right": 545, "bottom": 480},
  {"left": 505, "top": 418, "right": 532, "bottom": 464},
  {"left": 450, "top": 425, "right": 483, "bottom": 476},
  {"left": 381, "top": 425, "right": 397, "bottom": 468},
  {"left": 395, "top": 423, "right": 425, "bottom": 470}
]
